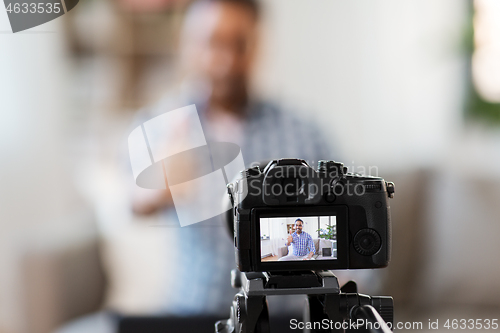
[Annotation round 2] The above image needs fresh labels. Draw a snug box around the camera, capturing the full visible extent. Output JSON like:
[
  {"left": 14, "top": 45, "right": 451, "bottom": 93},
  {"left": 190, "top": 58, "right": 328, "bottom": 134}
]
[
  {"left": 217, "top": 159, "right": 396, "bottom": 333},
  {"left": 226, "top": 158, "right": 395, "bottom": 272}
]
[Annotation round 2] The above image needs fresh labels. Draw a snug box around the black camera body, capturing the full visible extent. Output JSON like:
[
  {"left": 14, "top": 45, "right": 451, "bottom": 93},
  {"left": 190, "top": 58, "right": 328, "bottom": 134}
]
[{"left": 227, "top": 158, "right": 395, "bottom": 272}]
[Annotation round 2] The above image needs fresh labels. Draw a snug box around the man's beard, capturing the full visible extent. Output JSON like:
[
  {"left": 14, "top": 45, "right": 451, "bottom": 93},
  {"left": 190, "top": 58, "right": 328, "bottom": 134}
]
[{"left": 212, "top": 79, "right": 247, "bottom": 107}]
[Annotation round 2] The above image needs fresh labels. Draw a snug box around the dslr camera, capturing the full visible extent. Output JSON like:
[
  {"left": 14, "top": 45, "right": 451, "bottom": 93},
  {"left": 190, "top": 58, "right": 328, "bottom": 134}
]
[
  {"left": 218, "top": 159, "right": 395, "bottom": 333},
  {"left": 226, "top": 158, "right": 395, "bottom": 273}
]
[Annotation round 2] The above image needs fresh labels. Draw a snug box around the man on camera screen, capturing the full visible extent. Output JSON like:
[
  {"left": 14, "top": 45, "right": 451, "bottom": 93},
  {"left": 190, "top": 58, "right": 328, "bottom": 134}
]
[{"left": 279, "top": 219, "right": 316, "bottom": 261}]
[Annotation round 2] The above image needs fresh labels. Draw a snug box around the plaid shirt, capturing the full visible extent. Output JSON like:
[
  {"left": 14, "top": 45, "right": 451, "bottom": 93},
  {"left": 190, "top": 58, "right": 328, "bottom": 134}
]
[{"left": 290, "top": 231, "right": 315, "bottom": 256}]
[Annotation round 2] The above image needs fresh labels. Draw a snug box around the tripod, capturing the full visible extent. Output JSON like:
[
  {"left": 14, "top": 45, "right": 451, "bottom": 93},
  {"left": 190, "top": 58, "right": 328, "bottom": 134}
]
[{"left": 215, "top": 270, "right": 393, "bottom": 333}]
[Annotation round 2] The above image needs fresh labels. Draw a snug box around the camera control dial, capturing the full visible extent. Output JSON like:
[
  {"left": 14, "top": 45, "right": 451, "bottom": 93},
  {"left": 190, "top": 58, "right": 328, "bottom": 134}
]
[{"left": 353, "top": 229, "right": 382, "bottom": 256}]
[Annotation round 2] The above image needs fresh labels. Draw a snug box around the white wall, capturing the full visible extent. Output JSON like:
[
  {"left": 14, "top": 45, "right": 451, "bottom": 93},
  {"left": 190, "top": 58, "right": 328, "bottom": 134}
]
[
  {"left": 254, "top": 0, "right": 470, "bottom": 172},
  {"left": 0, "top": 12, "right": 87, "bottom": 333}
]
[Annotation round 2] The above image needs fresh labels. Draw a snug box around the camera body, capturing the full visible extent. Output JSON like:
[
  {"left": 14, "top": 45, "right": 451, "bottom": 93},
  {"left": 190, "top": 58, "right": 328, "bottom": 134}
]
[{"left": 227, "top": 158, "right": 394, "bottom": 272}]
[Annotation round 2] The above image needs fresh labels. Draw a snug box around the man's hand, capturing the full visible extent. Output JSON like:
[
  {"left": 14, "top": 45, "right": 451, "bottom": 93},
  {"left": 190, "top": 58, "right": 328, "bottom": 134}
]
[
  {"left": 132, "top": 187, "right": 173, "bottom": 215},
  {"left": 287, "top": 230, "right": 293, "bottom": 245},
  {"left": 303, "top": 252, "right": 314, "bottom": 260},
  {"left": 131, "top": 119, "right": 197, "bottom": 215}
]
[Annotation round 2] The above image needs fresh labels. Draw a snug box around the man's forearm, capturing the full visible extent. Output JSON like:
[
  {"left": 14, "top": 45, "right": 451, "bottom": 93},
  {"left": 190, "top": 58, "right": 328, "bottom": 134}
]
[{"left": 132, "top": 188, "right": 174, "bottom": 215}]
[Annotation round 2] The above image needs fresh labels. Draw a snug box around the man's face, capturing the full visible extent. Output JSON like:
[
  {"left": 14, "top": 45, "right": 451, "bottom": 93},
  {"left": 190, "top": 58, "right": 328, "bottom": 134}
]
[
  {"left": 186, "top": 2, "right": 258, "bottom": 104},
  {"left": 295, "top": 222, "right": 303, "bottom": 234}
]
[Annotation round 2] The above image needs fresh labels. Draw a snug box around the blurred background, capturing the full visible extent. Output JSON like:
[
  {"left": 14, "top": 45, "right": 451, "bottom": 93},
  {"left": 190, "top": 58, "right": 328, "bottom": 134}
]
[{"left": 1, "top": 0, "right": 500, "bottom": 332}]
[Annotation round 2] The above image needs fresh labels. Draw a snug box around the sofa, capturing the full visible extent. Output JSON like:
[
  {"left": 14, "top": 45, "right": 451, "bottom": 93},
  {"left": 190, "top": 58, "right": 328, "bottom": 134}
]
[{"left": 278, "top": 238, "right": 336, "bottom": 259}]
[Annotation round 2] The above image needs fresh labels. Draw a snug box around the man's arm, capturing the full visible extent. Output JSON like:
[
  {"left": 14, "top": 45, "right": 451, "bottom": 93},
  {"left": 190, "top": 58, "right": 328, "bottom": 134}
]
[
  {"left": 130, "top": 113, "right": 197, "bottom": 215},
  {"left": 132, "top": 187, "right": 174, "bottom": 215},
  {"left": 305, "top": 235, "right": 315, "bottom": 260},
  {"left": 286, "top": 231, "right": 293, "bottom": 246}
]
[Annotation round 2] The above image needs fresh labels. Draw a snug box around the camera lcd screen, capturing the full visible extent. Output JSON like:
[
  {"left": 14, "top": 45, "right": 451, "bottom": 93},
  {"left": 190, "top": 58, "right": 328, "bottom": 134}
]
[{"left": 260, "top": 216, "right": 337, "bottom": 262}]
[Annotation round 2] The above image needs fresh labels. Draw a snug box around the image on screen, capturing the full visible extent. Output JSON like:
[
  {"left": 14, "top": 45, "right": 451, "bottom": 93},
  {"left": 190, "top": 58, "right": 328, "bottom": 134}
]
[{"left": 260, "top": 216, "right": 337, "bottom": 262}]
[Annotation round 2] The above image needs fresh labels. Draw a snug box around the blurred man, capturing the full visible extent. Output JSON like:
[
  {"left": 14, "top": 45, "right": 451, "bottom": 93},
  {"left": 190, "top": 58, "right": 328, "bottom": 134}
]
[
  {"left": 57, "top": 0, "right": 334, "bottom": 332},
  {"left": 129, "top": 0, "right": 333, "bottom": 318}
]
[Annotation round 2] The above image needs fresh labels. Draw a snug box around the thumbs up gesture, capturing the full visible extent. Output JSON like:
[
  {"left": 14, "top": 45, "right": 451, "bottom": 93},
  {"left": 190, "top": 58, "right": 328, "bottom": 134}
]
[{"left": 287, "top": 230, "right": 293, "bottom": 244}]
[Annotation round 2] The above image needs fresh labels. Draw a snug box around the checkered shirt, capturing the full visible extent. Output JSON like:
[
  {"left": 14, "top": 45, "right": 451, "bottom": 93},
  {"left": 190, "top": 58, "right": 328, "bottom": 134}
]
[{"left": 290, "top": 231, "right": 315, "bottom": 256}]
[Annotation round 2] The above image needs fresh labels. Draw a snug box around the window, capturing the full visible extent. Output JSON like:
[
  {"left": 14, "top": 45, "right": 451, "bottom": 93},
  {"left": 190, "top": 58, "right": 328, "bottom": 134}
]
[
  {"left": 468, "top": 0, "right": 500, "bottom": 123},
  {"left": 317, "top": 216, "right": 336, "bottom": 240}
]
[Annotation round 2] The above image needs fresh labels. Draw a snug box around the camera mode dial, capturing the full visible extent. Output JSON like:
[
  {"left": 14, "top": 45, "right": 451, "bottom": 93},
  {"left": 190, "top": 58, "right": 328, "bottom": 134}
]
[{"left": 318, "top": 160, "right": 347, "bottom": 177}]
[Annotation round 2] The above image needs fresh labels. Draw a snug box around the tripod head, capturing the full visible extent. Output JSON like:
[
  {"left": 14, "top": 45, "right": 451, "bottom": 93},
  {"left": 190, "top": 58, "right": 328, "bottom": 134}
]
[{"left": 215, "top": 270, "right": 393, "bottom": 333}]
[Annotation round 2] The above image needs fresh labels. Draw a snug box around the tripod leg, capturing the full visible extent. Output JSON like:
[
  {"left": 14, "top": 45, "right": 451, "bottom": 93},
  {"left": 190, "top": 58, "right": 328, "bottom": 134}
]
[
  {"left": 236, "top": 294, "right": 269, "bottom": 333},
  {"left": 324, "top": 294, "right": 346, "bottom": 333},
  {"left": 305, "top": 295, "right": 344, "bottom": 333},
  {"left": 304, "top": 295, "right": 329, "bottom": 333},
  {"left": 253, "top": 298, "right": 270, "bottom": 333}
]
